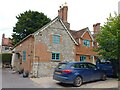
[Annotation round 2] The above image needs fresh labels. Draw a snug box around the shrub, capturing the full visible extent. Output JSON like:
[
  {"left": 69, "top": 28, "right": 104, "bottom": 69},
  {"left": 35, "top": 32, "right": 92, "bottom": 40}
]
[
  {"left": 1, "top": 53, "right": 12, "bottom": 64},
  {"left": 118, "top": 73, "right": 120, "bottom": 81}
]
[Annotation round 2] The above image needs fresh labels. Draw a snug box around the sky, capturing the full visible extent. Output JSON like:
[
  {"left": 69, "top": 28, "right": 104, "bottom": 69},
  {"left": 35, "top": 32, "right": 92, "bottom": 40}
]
[{"left": 0, "top": 0, "right": 119, "bottom": 45}]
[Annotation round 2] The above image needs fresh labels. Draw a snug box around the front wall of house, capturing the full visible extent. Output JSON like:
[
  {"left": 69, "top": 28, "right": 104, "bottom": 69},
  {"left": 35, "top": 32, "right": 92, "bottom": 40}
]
[
  {"left": 33, "top": 19, "right": 75, "bottom": 77},
  {"left": 75, "top": 31, "right": 97, "bottom": 63},
  {"left": 14, "top": 37, "right": 34, "bottom": 72}
]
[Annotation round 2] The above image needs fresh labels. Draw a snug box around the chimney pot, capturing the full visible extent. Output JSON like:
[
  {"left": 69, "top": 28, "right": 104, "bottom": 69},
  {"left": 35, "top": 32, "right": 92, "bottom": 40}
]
[
  {"left": 64, "top": 2, "right": 67, "bottom": 6},
  {"left": 59, "top": 6, "right": 62, "bottom": 8}
]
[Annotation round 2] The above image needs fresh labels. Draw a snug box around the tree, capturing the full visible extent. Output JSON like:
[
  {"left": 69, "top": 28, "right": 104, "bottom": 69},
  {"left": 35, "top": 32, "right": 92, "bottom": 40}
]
[
  {"left": 96, "top": 14, "right": 120, "bottom": 76},
  {"left": 12, "top": 10, "right": 51, "bottom": 45}
]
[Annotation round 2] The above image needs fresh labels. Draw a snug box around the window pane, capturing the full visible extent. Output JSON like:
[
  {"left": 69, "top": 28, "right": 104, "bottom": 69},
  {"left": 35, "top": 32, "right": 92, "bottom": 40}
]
[
  {"left": 57, "top": 63, "right": 67, "bottom": 69},
  {"left": 52, "top": 53, "right": 60, "bottom": 60},
  {"left": 56, "top": 53, "right": 60, "bottom": 60},
  {"left": 5, "top": 47, "right": 9, "bottom": 50},
  {"left": 52, "top": 53, "right": 55, "bottom": 60},
  {"left": 83, "top": 40, "right": 90, "bottom": 47},
  {"left": 87, "top": 63, "right": 96, "bottom": 69},
  {"left": 22, "top": 51, "right": 26, "bottom": 61},
  {"left": 53, "top": 35, "right": 60, "bottom": 44},
  {"left": 80, "top": 55, "right": 86, "bottom": 62}
]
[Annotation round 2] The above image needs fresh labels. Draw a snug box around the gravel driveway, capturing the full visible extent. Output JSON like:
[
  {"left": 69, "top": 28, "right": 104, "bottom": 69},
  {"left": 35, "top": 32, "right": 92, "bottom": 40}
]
[
  {"left": 2, "top": 68, "right": 119, "bottom": 88},
  {"left": 30, "top": 77, "right": 118, "bottom": 88}
]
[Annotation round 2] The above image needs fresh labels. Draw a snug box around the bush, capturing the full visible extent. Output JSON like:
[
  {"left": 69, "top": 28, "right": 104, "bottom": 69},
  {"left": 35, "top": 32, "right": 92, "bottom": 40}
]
[
  {"left": 1, "top": 53, "right": 12, "bottom": 64},
  {"left": 118, "top": 73, "right": 120, "bottom": 81}
]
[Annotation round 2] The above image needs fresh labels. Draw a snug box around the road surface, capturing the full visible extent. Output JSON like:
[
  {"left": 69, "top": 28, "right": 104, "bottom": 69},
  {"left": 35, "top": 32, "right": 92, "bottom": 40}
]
[{"left": 2, "top": 68, "right": 119, "bottom": 88}]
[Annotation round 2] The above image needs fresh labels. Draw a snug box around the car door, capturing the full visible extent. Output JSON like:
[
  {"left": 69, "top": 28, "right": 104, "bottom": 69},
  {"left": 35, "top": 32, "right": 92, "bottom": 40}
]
[
  {"left": 73, "top": 63, "right": 93, "bottom": 82},
  {"left": 87, "top": 63, "right": 101, "bottom": 80},
  {"left": 80, "top": 63, "right": 94, "bottom": 82}
]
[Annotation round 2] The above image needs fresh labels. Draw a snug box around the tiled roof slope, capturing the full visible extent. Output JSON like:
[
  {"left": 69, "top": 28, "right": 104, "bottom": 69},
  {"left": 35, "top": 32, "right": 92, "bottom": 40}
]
[
  {"left": 69, "top": 28, "right": 87, "bottom": 43},
  {"left": 2, "top": 35, "right": 13, "bottom": 47}
]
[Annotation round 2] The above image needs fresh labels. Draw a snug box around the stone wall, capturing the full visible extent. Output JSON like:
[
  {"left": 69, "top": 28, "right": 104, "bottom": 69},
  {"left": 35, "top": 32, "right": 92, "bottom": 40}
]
[
  {"left": 33, "top": 19, "right": 75, "bottom": 77},
  {"left": 32, "top": 62, "right": 58, "bottom": 77}
]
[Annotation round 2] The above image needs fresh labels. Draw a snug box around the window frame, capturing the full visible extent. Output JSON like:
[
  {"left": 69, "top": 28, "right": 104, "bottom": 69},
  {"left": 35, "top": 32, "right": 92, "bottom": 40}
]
[
  {"left": 52, "top": 34, "right": 60, "bottom": 44},
  {"left": 83, "top": 39, "right": 90, "bottom": 47},
  {"left": 22, "top": 50, "right": 26, "bottom": 61},
  {"left": 80, "top": 55, "right": 86, "bottom": 62},
  {"left": 52, "top": 52, "right": 60, "bottom": 61},
  {"left": 87, "top": 63, "right": 97, "bottom": 69}
]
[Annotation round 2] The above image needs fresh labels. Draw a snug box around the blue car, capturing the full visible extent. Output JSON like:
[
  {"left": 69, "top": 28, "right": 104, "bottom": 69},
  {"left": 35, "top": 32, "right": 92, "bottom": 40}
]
[
  {"left": 53, "top": 62, "right": 106, "bottom": 87},
  {"left": 96, "top": 61, "right": 117, "bottom": 76}
]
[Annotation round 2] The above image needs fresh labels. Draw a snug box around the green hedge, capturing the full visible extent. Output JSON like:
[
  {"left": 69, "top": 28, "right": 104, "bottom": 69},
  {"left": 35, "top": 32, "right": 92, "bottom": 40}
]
[
  {"left": 118, "top": 73, "right": 120, "bottom": 81},
  {"left": 1, "top": 53, "right": 12, "bottom": 64}
]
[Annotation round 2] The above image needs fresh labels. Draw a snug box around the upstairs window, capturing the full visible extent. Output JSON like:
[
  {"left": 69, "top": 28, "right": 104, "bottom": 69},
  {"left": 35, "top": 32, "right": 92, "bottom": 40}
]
[
  {"left": 52, "top": 53, "right": 60, "bottom": 60},
  {"left": 83, "top": 40, "right": 90, "bottom": 47},
  {"left": 52, "top": 35, "right": 60, "bottom": 44}
]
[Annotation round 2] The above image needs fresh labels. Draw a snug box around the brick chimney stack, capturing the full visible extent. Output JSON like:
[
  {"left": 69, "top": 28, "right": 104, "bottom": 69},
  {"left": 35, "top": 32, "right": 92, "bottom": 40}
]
[
  {"left": 62, "top": 4, "right": 68, "bottom": 22},
  {"left": 58, "top": 3, "right": 68, "bottom": 22},
  {"left": 58, "top": 2, "right": 70, "bottom": 29},
  {"left": 93, "top": 23, "right": 100, "bottom": 34}
]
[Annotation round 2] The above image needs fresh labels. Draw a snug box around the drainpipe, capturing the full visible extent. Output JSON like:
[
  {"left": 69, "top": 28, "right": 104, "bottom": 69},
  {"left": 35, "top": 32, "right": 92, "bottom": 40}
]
[
  {"left": 35, "top": 56, "right": 39, "bottom": 77},
  {"left": 93, "top": 56, "right": 95, "bottom": 64},
  {"left": 11, "top": 48, "right": 16, "bottom": 69},
  {"left": 33, "top": 35, "right": 36, "bottom": 77}
]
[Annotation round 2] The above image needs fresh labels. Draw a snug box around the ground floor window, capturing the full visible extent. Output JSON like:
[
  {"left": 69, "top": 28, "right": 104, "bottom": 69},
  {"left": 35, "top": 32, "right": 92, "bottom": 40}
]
[
  {"left": 22, "top": 51, "right": 26, "bottom": 61},
  {"left": 80, "top": 55, "right": 86, "bottom": 62},
  {"left": 52, "top": 53, "right": 60, "bottom": 60}
]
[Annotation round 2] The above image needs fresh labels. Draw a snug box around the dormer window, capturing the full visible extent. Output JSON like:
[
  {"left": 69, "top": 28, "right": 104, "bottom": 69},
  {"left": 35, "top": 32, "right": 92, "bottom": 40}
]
[{"left": 83, "top": 40, "right": 90, "bottom": 47}]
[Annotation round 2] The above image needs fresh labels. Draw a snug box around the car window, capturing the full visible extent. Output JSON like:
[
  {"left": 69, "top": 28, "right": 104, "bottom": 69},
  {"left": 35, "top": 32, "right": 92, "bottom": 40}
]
[
  {"left": 57, "top": 63, "right": 67, "bottom": 69},
  {"left": 87, "top": 63, "right": 97, "bottom": 69},
  {"left": 71, "top": 63, "right": 87, "bottom": 69}
]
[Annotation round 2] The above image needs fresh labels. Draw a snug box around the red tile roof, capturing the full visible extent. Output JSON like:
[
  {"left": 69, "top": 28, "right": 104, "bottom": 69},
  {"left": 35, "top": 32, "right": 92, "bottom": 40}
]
[
  {"left": 2, "top": 38, "right": 13, "bottom": 47},
  {"left": 69, "top": 28, "right": 87, "bottom": 43}
]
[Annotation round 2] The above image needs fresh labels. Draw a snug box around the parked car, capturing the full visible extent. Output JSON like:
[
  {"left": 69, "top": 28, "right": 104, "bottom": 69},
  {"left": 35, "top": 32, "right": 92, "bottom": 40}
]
[
  {"left": 96, "top": 60, "right": 118, "bottom": 77},
  {"left": 53, "top": 62, "right": 106, "bottom": 87}
]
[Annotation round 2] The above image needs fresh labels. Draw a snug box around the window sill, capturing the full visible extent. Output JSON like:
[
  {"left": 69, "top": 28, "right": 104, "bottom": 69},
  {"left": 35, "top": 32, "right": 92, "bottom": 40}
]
[{"left": 51, "top": 60, "right": 61, "bottom": 62}]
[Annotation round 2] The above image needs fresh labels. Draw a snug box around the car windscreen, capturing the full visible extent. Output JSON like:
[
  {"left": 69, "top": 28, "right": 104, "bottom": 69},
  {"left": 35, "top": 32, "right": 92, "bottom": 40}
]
[{"left": 57, "top": 63, "right": 68, "bottom": 69}]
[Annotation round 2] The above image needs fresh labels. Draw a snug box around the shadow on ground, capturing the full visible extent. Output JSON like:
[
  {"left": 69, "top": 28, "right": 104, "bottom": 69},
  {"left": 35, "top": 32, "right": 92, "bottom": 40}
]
[{"left": 56, "top": 80, "right": 103, "bottom": 87}]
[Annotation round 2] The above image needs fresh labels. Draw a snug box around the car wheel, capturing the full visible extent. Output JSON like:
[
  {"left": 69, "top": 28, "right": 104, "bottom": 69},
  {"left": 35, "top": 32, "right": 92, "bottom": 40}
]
[
  {"left": 101, "top": 74, "right": 107, "bottom": 81},
  {"left": 73, "top": 76, "right": 82, "bottom": 87}
]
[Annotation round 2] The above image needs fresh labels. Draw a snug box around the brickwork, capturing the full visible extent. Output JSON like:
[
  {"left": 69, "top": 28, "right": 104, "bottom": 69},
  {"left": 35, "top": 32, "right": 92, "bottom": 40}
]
[
  {"left": 75, "top": 31, "right": 97, "bottom": 63},
  {"left": 14, "top": 36, "right": 34, "bottom": 72}
]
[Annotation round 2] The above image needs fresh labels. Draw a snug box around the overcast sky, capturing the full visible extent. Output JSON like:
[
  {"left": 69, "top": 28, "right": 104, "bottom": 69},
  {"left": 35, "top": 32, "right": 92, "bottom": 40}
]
[{"left": 0, "top": 0, "right": 119, "bottom": 44}]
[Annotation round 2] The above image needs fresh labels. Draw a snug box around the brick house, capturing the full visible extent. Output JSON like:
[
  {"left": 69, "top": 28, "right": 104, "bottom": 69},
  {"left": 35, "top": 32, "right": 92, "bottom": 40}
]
[
  {"left": 69, "top": 27, "right": 97, "bottom": 64},
  {"left": 12, "top": 35, "right": 34, "bottom": 72},
  {"left": 1, "top": 34, "right": 13, "bottom": 53},
  {"left": 12, "top": 4, "right": 99, "bottom": 77}
]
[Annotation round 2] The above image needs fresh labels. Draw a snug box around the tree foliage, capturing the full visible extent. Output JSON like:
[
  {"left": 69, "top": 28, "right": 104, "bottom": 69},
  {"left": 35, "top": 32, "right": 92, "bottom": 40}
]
[
  {"left": 95, "top": 14, "right": 120, "bottom": 76},
  {"left": 96, "top": 13, "right": 120, "bottom": 60},
  {"left": 12, "top": 10, "right": 51, "bottom": 45}
]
